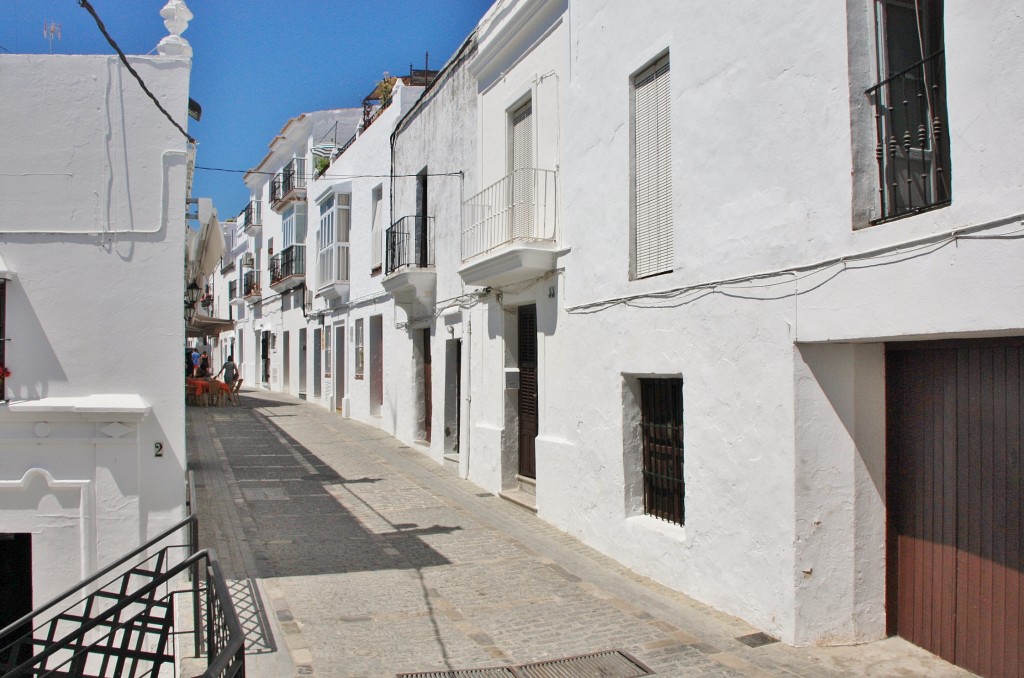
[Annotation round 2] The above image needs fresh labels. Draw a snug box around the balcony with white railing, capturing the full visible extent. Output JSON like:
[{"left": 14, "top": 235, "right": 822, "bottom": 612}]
[
  {"left": 382, "top": 215, "right": 435, "bottom": 306},
  {"left": 316, "top": 242, "right": 350, "bottom": 300},
  {"left": 269, "top": 244, "right": 306, "bottom": 293},
  {"left": 243, "top": 200, "right": 262, "bottom": 236},
  {"left": 460, "top": 167, "right": 559, "bottom": 287}
]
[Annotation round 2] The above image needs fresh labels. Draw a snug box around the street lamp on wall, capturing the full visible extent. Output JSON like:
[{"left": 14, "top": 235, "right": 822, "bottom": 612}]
[
  {"left": 185, "top": 281, "right": 202, "bottom": 305},
  {"left": 185, "top": 280, "right": 201, "bottom": 322}
]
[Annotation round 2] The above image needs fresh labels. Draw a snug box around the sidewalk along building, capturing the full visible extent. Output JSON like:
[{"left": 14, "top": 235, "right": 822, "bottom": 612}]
[{"left": 0, "top": 2, "right": 194, "bottom": 643}]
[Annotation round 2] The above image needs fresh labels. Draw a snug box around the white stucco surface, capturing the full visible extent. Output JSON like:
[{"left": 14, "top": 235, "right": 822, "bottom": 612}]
[
  {"left": 202, "top": 0, "right": 1024, "bottom": 654},
  {"left": 0, "top": 51, "right": 191, "bottom": 603}
]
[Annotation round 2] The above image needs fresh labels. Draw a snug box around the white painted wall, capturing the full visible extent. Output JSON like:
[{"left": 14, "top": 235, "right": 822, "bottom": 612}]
[
  {"left": 204, "top": 0, "right": 1024, "bottom": 652},
  {"left": 392, "top": 42, "right": 480, "bottom": 468},
  {"left": 555, "top": 0, "right": 1024, "bottom": 646},
  {"left": 0, "top": 52, "right": 191, "bottom": 602}
]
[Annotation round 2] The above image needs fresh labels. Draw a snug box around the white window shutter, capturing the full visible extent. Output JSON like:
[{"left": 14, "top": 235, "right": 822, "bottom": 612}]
[
  {"left": 511, "top": 102, "right": 534, "bottom": 239},
  {"left": 634, "top": 56, "right": 672, "bottom": 279}
]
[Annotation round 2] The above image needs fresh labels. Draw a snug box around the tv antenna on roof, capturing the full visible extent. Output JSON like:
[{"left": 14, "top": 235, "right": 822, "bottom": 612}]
[{"left": 44, "top": 21, "right": 61, "bottom": 54}]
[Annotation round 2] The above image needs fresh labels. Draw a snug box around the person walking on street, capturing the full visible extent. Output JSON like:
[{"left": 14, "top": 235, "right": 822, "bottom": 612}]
[{"left": 215, "top": 354, "right": 238, "bottom": 386}]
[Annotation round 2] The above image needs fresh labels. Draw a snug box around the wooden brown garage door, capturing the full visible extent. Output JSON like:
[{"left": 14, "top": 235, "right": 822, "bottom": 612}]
[{"left": 887, "top": 339, "right": 1022, "bottom": 678}]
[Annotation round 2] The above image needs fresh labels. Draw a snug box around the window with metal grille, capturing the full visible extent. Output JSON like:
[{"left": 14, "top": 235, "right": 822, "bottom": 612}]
[
  {"left": 866, "top": 0, "right": 949, "bottom": 222},
  {"left": 639, "top": 377, "right": 684, "bottom": 525},
  {"left": 632, "top": 53, "right": 672, "bottom": 279}
]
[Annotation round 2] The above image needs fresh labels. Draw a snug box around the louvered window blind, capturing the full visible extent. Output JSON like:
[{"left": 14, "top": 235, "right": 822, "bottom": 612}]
[
  {"left": 511, "top": 101, "right": 534, "bottom": 239},
  {"left": 633, "top": 55, "right": 672, "bottom": 278}
]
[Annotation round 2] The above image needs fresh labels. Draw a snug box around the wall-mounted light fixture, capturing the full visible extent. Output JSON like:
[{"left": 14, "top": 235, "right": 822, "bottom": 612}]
[{"left": 184, "top": 299, "right": 196, "bottom": 322}]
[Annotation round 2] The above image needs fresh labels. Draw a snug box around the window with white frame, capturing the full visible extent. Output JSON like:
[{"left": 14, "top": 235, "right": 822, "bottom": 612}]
[
  {"left": 317, "top": 193, "right": 351, "bottom": 287},
  {"left": 370, "top": 185, "right": 383, "bottom": 273},
  {"left": 632, "top": 53, "right": 672, "bottom": 280},
  {"left": 282, "top": 204, "right": 307, "bottom": 249}
]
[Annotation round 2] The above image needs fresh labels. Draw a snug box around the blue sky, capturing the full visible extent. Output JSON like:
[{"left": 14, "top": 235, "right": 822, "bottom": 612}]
[{"left": 0, "top": 0, "right": 494, "bottom": 216}]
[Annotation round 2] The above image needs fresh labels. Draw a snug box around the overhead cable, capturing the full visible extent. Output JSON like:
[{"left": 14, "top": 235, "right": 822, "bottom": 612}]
[{"left": 78, "top": 0, "right": 194, "bottom": 144}]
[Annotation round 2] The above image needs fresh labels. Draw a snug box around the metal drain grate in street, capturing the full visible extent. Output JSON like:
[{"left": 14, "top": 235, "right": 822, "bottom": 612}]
[
  {"left": 735, "top": 632, "right": 779, "bottom": 648},
  {"left": 516, "top": 650, "right": 653, "bottom": 677},
  {"left": 398, "top": 650, "right": 653, "bottom": 678}
]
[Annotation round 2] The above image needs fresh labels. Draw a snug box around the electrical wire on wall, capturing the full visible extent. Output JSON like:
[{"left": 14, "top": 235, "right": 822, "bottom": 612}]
[{"left": 564, "top": 214, "right": 1024, "bottom": 315}]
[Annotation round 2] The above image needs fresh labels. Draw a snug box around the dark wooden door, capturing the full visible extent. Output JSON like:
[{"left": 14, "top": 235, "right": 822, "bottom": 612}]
[
  {"left": 370, "top": 315, "right": 383, "bottom": 416},
  {"left": 335, "top": 324, "right": 345, "bottom": 410},
  {"left": 416, "top": 171, "right": 429, "bottom": 267},
  {"left": 423, "top": 329, "right": 432, "bottom": 442},
  {"left": 518, "top": 305, "right": 538, "bottom": 479},
  {"left": 0, "top": 534, "right": 33, "bottom": 667},
  {"left": 887, "top": 340, "right": 1023, "bottom": 678}
]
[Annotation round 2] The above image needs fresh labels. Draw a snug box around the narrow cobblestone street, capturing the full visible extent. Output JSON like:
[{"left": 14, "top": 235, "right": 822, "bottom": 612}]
[{"left": 187, "top": 389, "right": 973, "bottom": 678}]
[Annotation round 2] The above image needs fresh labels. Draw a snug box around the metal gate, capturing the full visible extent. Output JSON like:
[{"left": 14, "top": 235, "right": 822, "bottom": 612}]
[{"left": 887, "top": 339, "right": 1023, "bottom": 678}]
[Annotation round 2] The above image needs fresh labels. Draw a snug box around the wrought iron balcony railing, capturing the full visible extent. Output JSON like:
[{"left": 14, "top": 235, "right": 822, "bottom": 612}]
[
  {"left": 461, "top": 168, "right": 557, "bottom": 262},
  {"left": 385, "top": 215, "right": 434, "bottom": 275},
  {"left": 243, "top": 200, "right": 261, "bottom": 229},
  {"left": 270, "top": 159, "right": 306, "bottom": 209},
  {"left": 270, "top": 244, "right": 305, "bottom": 285},
  {"left": 866, "top": 50, "right": 950, "bottom": 222},
  {"left": 243, "top": 270, "right": 261, "bottom": 299}
]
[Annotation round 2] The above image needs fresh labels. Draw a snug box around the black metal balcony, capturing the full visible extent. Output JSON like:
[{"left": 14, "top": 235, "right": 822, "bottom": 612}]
[
  {"left": 243, "top": 200, "right": 261, "bottom": 233},
  {"left": 269, "top": 159, "right": 306, "bottom": 211},
  {"left": 385, "top": 216, "right": 433, "bottom": 275},
  {"left": 270, "top": 244, "right": 306, "bottom": 292},
  {"left": 243, "top": 270, "right": 261, "bottom": 302},
  {"left": 866, "top": 50, "right": 950, "bottom": 223}
]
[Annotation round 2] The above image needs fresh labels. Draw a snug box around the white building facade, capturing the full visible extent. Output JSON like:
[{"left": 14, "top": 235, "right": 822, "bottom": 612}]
[
  {"left": 210, "top": 1, "right": 1024, "bottom": 675},
  {"left": 0, "top": 20, "right": 193, "bottom": 627}
]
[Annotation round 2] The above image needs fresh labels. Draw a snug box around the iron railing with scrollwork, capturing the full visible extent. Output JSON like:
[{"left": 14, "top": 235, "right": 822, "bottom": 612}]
[{"left": 866, "top": 50, "right": 950, "bottom": 222}]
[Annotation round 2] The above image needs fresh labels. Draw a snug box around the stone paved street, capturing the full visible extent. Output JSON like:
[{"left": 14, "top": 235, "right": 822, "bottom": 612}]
[{"left": 187, "top": 389, "right": 974, "bottom": 678}]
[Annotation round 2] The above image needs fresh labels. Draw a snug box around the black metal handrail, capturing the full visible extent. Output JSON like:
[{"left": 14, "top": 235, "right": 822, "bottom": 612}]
[
  {"left": 0, "top": 550, "right": 244, "bottom": 678},
  {"left": 0, "top": 507, "right": 244, "bottom": 678},
  {"left": 385, "top": 215, "right": 434, "bottom": 275},
  {"left": 865, "top": 49, "right": 950, "bottom": 222},
  {"left": 0, "top": 513, "right": 198, "bottom": 644}
]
